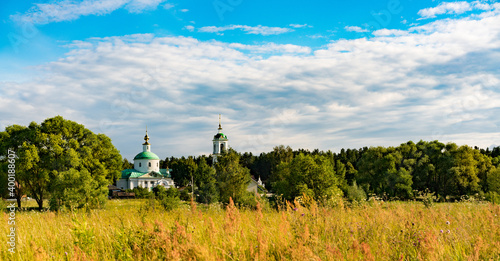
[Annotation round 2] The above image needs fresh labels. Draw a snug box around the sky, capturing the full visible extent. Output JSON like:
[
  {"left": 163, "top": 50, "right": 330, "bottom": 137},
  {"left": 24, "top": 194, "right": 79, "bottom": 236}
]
[{"left": 1, "top": 0, "right": 500, "bottom": 160}]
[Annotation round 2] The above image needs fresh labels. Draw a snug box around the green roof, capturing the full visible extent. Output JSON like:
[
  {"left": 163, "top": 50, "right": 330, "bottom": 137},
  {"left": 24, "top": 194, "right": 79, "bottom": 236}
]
[
  {"left": 133, "top": 151, "right": 160, "bottom": 160},
  {"left": 214, "top": 133, "right": 228, "bottom": 139},
  {"left": 121, "top": 168, "right": 172, "bottom": 179}
]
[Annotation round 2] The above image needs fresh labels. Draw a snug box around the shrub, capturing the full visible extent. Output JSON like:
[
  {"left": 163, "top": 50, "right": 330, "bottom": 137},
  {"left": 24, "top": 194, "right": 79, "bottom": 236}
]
[
  {"left": 131, "top": 186, "right": 154, "bottom": 199},
  {"left": 180, "top": 189, "right": 191, "bottom": 201},
  {"left": 346, "top": 181, "right": 367, "bottom": 203},
  {"left": 161, "top": 195, "right": 180, "bottom": 211},
  {"left": 197, "top": 182, "right": 219, "bottom": 204},
  {"left": 485, "top": 191, "right": 500, "bottom": 204}
]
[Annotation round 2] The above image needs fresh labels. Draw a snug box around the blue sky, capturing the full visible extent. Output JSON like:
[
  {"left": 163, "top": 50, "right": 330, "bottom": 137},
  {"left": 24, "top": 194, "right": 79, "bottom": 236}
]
[{"left": 1, "top": 0, "right": 500, "bottom": 160}]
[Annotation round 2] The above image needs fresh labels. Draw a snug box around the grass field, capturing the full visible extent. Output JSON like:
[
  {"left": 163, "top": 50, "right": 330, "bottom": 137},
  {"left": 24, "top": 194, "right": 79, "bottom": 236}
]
[{"left": 1, "top": 198, "right": 499, "bottom": 260}]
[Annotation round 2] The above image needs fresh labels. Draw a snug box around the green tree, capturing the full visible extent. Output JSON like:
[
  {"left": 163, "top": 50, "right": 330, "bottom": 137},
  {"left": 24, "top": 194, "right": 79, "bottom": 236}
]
[
  {"left": 272, "top": 153, "right": 342, "bottom": 202},
  {"left": 122, "top": 158, "right": 134, "bottom": 169},
  {"left": 0, "top": 124, "right": 36, "bottom": 207},
  {"left": 215, "top": 150, "right": 251, "bottom": 204},
  {"left": 0, "top": 116, "right": 122, "bottom": 210},
  {"left": 487, "top": 167, "right": 500, "bottom": 194},
  {"left": 446, "top": 145, "right": 482, "bottom": 196},
  {"left": 195, "top": 159, "right": 219, "bottom": 204},
  {"left": 49, "top": 169, "right": 106, "bottom": 211},
  {"left": 171, "top": 156, "right": 197, "bottom": 187}
]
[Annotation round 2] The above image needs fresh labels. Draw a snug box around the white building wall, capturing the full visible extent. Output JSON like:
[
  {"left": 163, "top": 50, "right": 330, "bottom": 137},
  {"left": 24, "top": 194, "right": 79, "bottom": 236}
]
[{"left": 134, "top": 159, "right": 160, "bottom": 173}]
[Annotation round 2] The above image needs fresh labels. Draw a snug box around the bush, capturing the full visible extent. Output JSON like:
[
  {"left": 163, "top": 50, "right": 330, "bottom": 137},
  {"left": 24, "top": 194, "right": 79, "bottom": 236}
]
[
  {"left": 235, "top": 192, "right": 259, "bottom": 209},
  {"left": 197, "top": 182, "right": 219, "bottom": 204},
  {"left": 180, "top": 189, "right": 191, "bottom": 201},
  {"left": 131, "top": 186, "right": 154, "bottom": 199},
  {"left": 152, "top": 185, "right": 167, "bottom": 200},
  {"left": 161, "top": 196, "right": 180, "bottom": 211},
  {"left": 346, "top": 181, "right": 367, "bottom": 203},
  {"left": 485, "top": 191, "right": 500, "bottom": 204},
  {"left": 417, "top": 189, "right": 436, "bottom": 208},
  {"left": 166, "top": 187, "right": 180, "bottom": 198}
]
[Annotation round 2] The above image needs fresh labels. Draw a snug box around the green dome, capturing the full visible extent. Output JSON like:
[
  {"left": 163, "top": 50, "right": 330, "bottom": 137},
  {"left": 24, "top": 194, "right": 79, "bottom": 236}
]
[
  {"left": 214, "top": 133, "right": 227, "bottom": 139},
  {"left": 134, "top": 151, "right": 160, "bottom": 160}
]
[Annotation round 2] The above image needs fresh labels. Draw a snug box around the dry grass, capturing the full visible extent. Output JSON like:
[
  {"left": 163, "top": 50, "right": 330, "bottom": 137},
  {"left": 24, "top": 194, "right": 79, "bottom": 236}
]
[{"left": 2, "top": 198, "right": 499, "bottom": 260}]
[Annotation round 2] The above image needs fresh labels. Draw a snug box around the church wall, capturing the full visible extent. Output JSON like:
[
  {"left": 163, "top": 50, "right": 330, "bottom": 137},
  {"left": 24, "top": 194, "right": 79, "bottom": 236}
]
[{"left": 134, "top": 159, "right": 160, "bottom": 172}]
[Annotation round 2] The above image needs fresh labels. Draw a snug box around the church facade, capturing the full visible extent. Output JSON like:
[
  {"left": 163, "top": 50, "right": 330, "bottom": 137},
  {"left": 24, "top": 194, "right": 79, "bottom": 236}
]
[{"left": 117, "top": 130, "right": 175, "bottom": 191}]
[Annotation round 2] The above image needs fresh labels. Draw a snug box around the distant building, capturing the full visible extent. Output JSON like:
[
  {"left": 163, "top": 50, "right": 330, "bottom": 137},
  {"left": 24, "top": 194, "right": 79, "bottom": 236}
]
[
  {"left": 212, "top": 114, "right": 228, "bottom": 164},
  {"left": 210, "top": 115, "right": 266, "bottom": 195},
  {"left": 117, "top": 130, "right": 175, "bottom": 191}
]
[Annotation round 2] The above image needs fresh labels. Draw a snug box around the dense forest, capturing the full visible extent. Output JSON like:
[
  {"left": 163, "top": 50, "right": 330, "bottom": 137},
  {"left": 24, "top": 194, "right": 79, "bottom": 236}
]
[
  {"left": 132, "top": 141, "right": 500, "bottom": 204},
  {"left": 2, "top": 116, "right": 500, "bottom": 211}
]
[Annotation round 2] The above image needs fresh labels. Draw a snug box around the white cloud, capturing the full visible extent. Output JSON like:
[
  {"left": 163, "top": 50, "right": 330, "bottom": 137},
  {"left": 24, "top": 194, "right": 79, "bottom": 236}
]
[
  {"left": 344, "top": 26, "right": 369, "bottom": 32},
  {"left": 180, "top": 9, "right": 189, "bottom": 12},
  {"left": 198, "top": 25, "right": 294, "bottom": 36},
  {"left": 184, "top": 25, "right": 194, "bottom": 32},
  {"left": 10, "top": 0, "right": 168, "bottom": 24},
  {"left": 372, "top": 29, "right": 408, "bottom": 36},
  {"left": 418, "top": 1, "right": 472, "bottom": 19},
  {"left": 3, "top": 6, "right": 500, "bottom": 158},
  {"left": 163, "top": 3, "right": 174, "bottom": 9},
  {"left": 228, "top": 43, "right": 311, "bottom": 54},
  {"left": 289, "top": 24, "right": 311, "bottom": 28}
]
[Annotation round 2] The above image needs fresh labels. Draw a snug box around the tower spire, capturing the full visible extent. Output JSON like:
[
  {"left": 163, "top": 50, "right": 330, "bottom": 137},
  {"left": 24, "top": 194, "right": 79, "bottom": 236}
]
[
  {"left": 143, "top": 126, "right": 150, "bottom": 145},
  {"left": 218, "top": 114, "right": 223, "bottom": 133}
]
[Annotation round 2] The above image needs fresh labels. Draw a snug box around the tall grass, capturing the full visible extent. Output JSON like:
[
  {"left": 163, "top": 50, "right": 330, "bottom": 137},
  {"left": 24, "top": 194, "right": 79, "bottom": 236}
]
[{"left": 1, "top": 198, "right": 499, "bottom": 260}]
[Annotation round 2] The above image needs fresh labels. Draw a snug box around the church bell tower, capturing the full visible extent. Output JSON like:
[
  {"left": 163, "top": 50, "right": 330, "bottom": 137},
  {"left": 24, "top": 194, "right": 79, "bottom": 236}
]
[{"left": 212, "top": 114, "right": 228, "bottom": 164}]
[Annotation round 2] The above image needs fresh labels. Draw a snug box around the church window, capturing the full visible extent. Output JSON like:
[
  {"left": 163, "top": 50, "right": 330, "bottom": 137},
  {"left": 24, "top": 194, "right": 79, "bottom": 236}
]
[
  {"left": 214, "top": 144, "right": 216, "bottom": 153},
  {"left": 149, "top": 162, "right": 151, "bottom": 167},
  {"left": 139, "top": 163, "right": 141, "bottom": 167},
  {"left": 157, "top": 162, "right": 159, "bottom": 167}
]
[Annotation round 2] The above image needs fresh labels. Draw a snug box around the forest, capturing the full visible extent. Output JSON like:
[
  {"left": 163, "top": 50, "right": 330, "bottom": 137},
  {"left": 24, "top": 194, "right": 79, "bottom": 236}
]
[
  {"left": 138, "top": 141, "right": 500, "bottom": 206},
  {"left": 2, "top": 116, "right": 500, "bottom": 211}
]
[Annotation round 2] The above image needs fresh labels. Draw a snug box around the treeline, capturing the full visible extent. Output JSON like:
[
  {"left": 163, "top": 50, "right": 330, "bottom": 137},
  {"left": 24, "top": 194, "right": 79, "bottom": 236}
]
[{"left": 146, "top": 141, "right": 500, "bottom": 204}]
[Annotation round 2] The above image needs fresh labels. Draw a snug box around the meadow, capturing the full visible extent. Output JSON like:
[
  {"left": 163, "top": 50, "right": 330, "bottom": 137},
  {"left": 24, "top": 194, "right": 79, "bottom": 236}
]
[{"left": 1, "top": 198, "right": 499, "bottom": 261}]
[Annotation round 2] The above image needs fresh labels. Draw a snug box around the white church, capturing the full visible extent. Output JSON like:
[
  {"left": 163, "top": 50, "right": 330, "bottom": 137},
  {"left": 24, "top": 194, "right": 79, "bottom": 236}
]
[
  {"left": 117, "top": 130, "right": 175, "bottom": 190},
  {"left": 117, "top": 116, "right": 264, "bottom": 193}
]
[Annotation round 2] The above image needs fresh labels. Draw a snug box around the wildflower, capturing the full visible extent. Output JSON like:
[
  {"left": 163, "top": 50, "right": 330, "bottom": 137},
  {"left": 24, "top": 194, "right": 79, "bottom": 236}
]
[
  {"left": 446, "top": 221, "right": 450, "bottom": 225},
  {"left": 293, "top": 208, "right": 297, "bottom": 211},
  {"left": 65, "top": 252, "right": 68, "bottom": 256},
  {"left": 446, "top": 230, "right": 450, "bottom": 233},
  {"left": 440, "top": 230, "right": 443, "bottom": 233},
  {"left": 301, "top": 213, "right": 305, "bottom": 216}
]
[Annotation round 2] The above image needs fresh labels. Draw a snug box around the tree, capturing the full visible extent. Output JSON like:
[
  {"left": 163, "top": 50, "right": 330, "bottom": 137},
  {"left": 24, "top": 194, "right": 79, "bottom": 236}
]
[
  {"left": 272, "top": 153, "right": 342, "bottom": 202},
  {"left": 122, "top": 158, "right": 134, "bottom": 169},
  {"left": 171, "top": 156, "right": 197, "bottom": 187},
  {"left": 446, "top": 145, "right": 481, "bottom": 196},
  {"left": 487, "top": 167, "right": 500, "bottom": 194},
  {"left": 195, "top": 159, "right": 219, "bottom": 204},
  {"left": 0, "top": 116, "right": 122, "bottom": 210},
  {"left": 49, "top": 169, "right": 106, "bottom": 211},
  {"left": 215, "top": 150, "right": 251, "bottom": 204},
  {"left": 0, "top": 124, "right": 36, "bottom": 207}
]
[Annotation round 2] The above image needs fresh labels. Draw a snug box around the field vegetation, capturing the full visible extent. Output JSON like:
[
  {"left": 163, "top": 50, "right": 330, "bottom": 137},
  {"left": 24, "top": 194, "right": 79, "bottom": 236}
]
[{"left": 1, "top": 198, "right": 499, "bottom": 260}]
